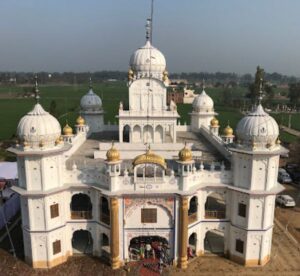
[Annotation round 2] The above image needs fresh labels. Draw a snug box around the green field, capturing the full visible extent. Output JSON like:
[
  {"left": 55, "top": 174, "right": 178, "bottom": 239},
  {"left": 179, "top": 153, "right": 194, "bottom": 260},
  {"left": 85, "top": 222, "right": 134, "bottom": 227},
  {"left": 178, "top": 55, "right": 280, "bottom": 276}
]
[{"left": 0, "top": 82, "right": 298, "bottom": 146}]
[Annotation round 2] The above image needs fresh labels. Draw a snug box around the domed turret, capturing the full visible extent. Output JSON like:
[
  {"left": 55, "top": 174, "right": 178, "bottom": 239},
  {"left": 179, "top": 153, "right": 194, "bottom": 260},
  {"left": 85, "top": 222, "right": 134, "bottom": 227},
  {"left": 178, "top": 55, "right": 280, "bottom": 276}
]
[
  {"left": 17, "top": 103, "right": 61, "bottom": 149},
  {"left": 63, "top": 123, "right": 73, "bottom": 136},
  {"left": 106, "top": 142, "right": 120, "bottom": 162},
  {"left": 192, "top": 89, "right": 214, "bottom": 113},
  {"left": 210, "top": 117, "right": 219, "bottom": 127},
  {"left": 236, "top": 104, "right": 279, "bottom": 149},
  {"left": 80, "top": 88, "right": 102, "bottom": 112},
  {"left": 178, "top": 143, "right": 193, "bottom": 162},
  {"left": 76, "top": 116, "right": 85, "bottom": 126},
  {"left": 223, "top": 125, "right": 233, "bottom": 136}
]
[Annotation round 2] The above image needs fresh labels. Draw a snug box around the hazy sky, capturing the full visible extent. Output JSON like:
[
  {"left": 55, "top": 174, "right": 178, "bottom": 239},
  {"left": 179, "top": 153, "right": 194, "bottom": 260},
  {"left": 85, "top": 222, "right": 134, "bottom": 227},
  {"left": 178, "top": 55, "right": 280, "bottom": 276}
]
[{"left": 1, "top": 0, "right": 300, "bottom": 75}]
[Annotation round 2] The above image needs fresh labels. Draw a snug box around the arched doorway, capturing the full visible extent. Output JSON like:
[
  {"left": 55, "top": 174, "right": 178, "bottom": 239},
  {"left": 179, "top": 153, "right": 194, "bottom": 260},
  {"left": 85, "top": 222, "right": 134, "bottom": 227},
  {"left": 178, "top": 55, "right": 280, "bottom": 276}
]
[
  {"left": 128, "top": 236, "right": 170, "bottom": 263},
  {"left": 100, "top": 196, "right": 110, "bottom": 225},
  {"left": 143, "top": 125, "right": 153, "bottom": 143},
  {"left": 204, "top": 230, "right": 224, "bottom": 255},
  {"left": 123, "top": 125, "right": 130, "bottom": 142},
  {"left": 188, "top": 233, "right": 197, "bottom": 258},
  {"left": 188, "top": 196, "right": 198, "bottom": 224},
  {"left": 72, "top": 230, "right": 93, "bottom": 255},
  {"left": 154, "top": 125, "right": 163, "bottom": 143},
  {"left": 132, "top": 125, "right": 142, "bottom": 143},
  {"left": 101, "top": 233, "right": 110, "bottom": 259},
  {"left": 71, "top": 193, "right": 92, "bottom": 219},
  {"left": 205, "top": 193, "right": 226, "bottom": 219}
]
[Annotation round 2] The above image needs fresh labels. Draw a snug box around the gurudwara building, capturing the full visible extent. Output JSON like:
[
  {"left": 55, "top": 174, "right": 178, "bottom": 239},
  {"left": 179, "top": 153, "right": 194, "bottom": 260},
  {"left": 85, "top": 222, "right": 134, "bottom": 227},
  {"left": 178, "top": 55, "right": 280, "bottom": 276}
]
[{"left": 8, "top": 20, "right": 287, "bottom": 270}]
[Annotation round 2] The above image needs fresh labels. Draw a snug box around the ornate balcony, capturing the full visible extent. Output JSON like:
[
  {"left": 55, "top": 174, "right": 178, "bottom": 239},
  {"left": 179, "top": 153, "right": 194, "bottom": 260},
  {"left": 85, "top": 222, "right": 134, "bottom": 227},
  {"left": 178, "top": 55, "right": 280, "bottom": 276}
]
[
  {"left": 71, "top": 210, "right": 92, "bottom": 220},
  {"left": 205, "top": 210, "right": 226, "bottom": 219}
]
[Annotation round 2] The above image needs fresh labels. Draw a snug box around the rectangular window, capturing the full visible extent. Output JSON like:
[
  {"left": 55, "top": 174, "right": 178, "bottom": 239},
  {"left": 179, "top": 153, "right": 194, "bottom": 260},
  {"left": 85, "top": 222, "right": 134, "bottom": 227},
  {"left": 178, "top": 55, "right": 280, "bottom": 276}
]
[
  {"left": 141, "top": 208, "right": 157, "bottom": 223},
  {"left": 53, "top": 240, "right": 61, "bottom": 255},
  {"left": 50, "top": 203, "right": 59, "bottom": 218},
  {"left": 238, "top": 203, "right": 246, "bottom": 218},
  {"left": 235, "top": 239, "right": 244, "bottom": 254}
]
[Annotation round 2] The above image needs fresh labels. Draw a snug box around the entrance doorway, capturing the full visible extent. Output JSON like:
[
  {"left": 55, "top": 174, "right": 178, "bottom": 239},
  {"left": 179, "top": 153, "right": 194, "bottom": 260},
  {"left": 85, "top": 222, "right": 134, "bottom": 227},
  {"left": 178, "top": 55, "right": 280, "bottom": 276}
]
[
  {"left": 128, "top": 236, "right": 169, "bottom": 262},
  {"left": 204, "top": 230, "right": 224, "bottom": 255},
  {"left": 72, "top": 230, "right": 93, "bottom": 255}
]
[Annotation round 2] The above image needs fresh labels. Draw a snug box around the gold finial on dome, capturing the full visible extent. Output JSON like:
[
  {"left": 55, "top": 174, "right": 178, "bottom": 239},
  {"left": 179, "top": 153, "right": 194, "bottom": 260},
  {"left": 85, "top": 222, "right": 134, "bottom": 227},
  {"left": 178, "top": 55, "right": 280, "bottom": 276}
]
[
  {"left": 128, "top": 68, "right": 134, "bottom": 81},
  {"left": 76, "top": 115, "right": 85, "bottom": 126},
  {"left": 178, "top": 142, "right": 193, "bottom": 162},
  {"left": 276, "top": 138, "right": 281, "bottom": 145},
  {"left": 63, "top": 123, "right": 73, "bottom": 136},
  {"left": 210, "top": 117, "right": 219, "bottom": 127},
  {"left": 223, "top": 125, "right": 233, "bottom": 136},
  {"left": 163, "top": 70, "right": 169, "bottom": 82},
  {"left": 106, "top": 141, "right": 120, "bottom": 162}
]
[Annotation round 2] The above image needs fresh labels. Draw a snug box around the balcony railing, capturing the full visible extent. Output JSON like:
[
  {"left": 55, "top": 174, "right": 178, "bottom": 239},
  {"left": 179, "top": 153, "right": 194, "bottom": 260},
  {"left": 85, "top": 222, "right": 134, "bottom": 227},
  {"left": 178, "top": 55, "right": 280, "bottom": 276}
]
[
  {"left": 100, "top": 213, "right": 110, "bottom": 225},
  {"left": 188, "top": 212, "right": 197, "bottom": 224},
  {"left": 205, "top": 210, "right": 226, "bottom": 219},
  {"left": 71, "top": 210, "right": 92, "bottom": 220}
]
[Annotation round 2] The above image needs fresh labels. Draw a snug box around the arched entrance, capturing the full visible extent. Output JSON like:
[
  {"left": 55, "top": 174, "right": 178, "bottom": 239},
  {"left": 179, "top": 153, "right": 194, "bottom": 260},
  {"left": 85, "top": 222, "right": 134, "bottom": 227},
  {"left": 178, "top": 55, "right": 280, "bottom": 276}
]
[
  {"left": 100, "top": 196, "right": 110, "bottom": 225},
  {"left": 143, "top": 125, "right": 153, "bottom": 143},
  {"left": 188, "top": 233, "right": 197, "bottom": 258},
  {"left": 204, "top": 230, "right": 224, "bottom": 255},
  {"left": 205, "top": 192, "right": 226, "bottom": 219},
  {"left": 154, "top": 125, "right": 163, "bottom": 143},
  {"left": 133, "top": 125, "right": 142, "bottom": 143},
  {"left": 128, "top": 236, "right": 170, "bottom": 263},
  {"left": 123, "top": 125, "right": 130, "bottom": 142},
  {"left": 72, "top": 230, "right": 93, "bottom": 255},
  {"left": 101, "top": 233, "right": 110, "bottom": 259},
  {"left": 188, "top": 196, "right": 198, "bottom": 224},
  {"left": 70, "top": 193, "right": 92, "bottom": 219}
]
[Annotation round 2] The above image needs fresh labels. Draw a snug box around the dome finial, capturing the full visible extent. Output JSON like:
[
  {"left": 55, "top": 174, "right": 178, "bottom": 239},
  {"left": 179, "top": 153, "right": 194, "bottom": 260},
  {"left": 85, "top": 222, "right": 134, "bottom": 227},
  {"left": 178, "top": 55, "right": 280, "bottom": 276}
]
[
  {"left": 258, "top": 78, "right": 264, "bottom": 105},
  {"left": 34, "top": 75, "right": 40, "bottom": 103},
  {"left": 202, "top": 79, "right": 206, "bottom": 91},
  {"left": 89, "top": 77, "right": 93, "bottom": 89},
  {"left": 145, "top": 0, "right": 154, "bottom": 42}
]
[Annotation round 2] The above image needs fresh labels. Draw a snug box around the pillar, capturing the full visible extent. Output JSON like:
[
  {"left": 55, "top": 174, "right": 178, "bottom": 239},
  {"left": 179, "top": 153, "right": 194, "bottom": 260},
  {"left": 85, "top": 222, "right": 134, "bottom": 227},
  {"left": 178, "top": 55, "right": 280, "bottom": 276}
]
[
  {"left": 110, "top": 197, "right": 120, "bottom": 270},
  {"left": 178, "top": 196, "right": 188, "bottom": 269},
  {"left": 119, "top": 126, "right": 123, "bottom": 143}
]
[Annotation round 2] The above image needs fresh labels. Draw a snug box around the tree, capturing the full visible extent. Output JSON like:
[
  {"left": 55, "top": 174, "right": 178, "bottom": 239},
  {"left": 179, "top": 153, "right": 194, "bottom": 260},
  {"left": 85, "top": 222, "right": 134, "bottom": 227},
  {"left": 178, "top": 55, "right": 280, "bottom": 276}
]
[
  {"left": 49, "top": 100, "right": 57, "bottom": 117},
  {"left": 222, "top": 87, "right": 233, "bottom": 106},
  {"left": 288, "top": 83, "right": 300, "bottom": 105}
]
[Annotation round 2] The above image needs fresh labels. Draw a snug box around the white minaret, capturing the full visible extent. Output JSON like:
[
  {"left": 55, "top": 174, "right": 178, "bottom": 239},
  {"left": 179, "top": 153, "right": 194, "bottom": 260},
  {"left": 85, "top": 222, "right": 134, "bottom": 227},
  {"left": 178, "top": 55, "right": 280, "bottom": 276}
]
[
  {"left": 226, "top": 82, "right": 287, "bottom": 266},
  {"left": 80, "top": 78, "right": 104, "bottom": 135},
  {"left": 8, "top": 77, "right": 70, "bottom": 268},
  {"left": 190, "top": 81, "right": 217, "bottom": 131}
]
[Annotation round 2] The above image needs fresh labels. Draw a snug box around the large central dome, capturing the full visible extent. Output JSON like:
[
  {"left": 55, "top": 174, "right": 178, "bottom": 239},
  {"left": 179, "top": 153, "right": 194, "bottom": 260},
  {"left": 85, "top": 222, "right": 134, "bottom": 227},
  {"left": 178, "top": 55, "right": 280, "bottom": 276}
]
[{"left": 130, "top": 41, "right": 166, "bottom": 76}]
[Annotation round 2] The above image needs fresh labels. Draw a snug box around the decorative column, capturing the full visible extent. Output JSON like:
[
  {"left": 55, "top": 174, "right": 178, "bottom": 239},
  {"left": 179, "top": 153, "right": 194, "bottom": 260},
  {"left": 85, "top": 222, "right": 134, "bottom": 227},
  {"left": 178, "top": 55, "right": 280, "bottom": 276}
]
[
  {"left": 178, "top": 196, "right": 188, "bottom": 269},
  {"left": 110, "top": 197, "right": 120, "bottom": 270}
]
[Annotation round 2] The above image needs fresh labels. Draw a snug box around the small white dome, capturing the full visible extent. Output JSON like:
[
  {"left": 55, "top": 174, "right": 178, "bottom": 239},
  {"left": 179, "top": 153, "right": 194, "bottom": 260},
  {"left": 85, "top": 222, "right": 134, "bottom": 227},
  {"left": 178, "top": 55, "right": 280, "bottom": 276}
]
[
  {"left": 17, "top": 103, "right": 61, "bottom": 149},
  {"left": 130, "top": 41, "right": 166, "bottom": 75},
  {"left": 192, "top": 90, "right": 214, "bottom": 112},
  {"left": 80, "top": 89, "right": 102, "bottom": 112},
  {"left": 236, "top": 104, "right": 279, "bottom": 148}
]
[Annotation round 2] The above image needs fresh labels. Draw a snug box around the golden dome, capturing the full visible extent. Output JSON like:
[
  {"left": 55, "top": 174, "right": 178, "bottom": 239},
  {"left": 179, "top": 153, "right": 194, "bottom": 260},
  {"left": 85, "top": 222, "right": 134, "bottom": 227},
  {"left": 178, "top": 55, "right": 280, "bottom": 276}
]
[
  {"left": 106, "top": 142, "right": 120, "bottom": 162},
  {"left": 76, "top": 116, "right": 85, "bottom": 126},
  {"left": 133, "top": 148, "right": 166, "bottom": 169},
  {"left": 223, "top": 125, "right": 233, "bottom": 136},
  {"left": 63, "top": 123, "right": 73, "bottom": 136},
  {"left": 210, "top": 117, "right": 219, "bottom": 127},
  {"left": 178, "top": 143, "right": 193, "bottom": 162}
]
